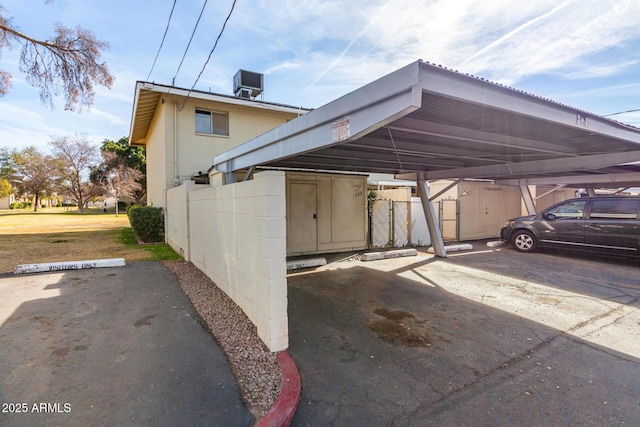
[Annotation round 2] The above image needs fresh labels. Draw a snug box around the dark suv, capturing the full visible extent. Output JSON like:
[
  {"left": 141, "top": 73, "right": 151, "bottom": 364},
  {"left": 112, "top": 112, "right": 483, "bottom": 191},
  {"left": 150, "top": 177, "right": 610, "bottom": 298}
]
[{"left": 500, "top": 196, "right": 640, "bottom": 257}]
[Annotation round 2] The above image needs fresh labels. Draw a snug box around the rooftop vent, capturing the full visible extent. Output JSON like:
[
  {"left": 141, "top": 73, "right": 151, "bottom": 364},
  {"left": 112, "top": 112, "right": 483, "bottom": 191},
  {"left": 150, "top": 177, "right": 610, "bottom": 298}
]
[{"left": 233, "top": 69, "right": 263, "bottom": 99}]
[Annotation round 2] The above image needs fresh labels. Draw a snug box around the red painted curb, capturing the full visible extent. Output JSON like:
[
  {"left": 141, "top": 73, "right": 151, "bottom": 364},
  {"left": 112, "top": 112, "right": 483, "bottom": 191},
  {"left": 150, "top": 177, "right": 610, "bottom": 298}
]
[{"left": 256, "top": 351, "right": 301, "bottom": 427}]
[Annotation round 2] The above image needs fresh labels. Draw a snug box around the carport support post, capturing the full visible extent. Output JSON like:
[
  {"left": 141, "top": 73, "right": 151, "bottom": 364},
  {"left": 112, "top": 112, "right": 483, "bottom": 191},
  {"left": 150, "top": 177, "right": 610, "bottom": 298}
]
[
  {"left": 520, "top": 184, "right": 536, "bottom": 215},
  {"left": 417, "top": 173, "right": 446, "bottom": 257}
]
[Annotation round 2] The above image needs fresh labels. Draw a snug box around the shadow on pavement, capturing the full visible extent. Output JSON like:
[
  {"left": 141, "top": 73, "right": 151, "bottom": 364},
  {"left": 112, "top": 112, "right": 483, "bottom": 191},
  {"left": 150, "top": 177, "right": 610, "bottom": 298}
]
[
  {"left": 0, "top": 261, "right": 253, "bottom": 427},
  {"left": 287, "top": 250, "right": 640, "bottom": 426}
]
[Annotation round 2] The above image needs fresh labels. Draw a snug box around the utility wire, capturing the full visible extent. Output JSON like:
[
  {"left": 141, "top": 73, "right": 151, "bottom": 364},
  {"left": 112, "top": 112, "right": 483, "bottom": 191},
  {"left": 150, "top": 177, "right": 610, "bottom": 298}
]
[
  {"left": 604, "top": 108, "right": 640, "bottom": 117},
  {"left": 146, "top": 0, "right": 178, "bottom": 82},
  {"left": 172, "top": 0, "right": 209, "bottom": 86},
  {"left": 181, "top": 0, "right": 238, "bottom": 109}
]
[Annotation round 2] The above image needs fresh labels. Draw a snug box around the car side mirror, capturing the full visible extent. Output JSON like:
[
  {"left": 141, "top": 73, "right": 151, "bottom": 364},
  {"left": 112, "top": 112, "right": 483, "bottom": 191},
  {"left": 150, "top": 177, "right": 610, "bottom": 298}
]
[{"left": 543, "top": 212, "right": 556, "bottom": 221}]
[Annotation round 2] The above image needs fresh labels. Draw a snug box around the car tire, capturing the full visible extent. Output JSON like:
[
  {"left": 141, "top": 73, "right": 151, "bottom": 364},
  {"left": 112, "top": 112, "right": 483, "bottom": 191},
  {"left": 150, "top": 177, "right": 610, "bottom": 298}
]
[{"left": 511, "top": 230, "right": 538, "bottom": 253}]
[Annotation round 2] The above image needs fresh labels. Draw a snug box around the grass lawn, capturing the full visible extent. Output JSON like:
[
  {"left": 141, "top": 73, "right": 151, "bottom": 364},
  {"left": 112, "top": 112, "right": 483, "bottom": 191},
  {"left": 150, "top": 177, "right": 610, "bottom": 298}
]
[{"left": 0, "top": 207, "right": 181, "bottom": 273}]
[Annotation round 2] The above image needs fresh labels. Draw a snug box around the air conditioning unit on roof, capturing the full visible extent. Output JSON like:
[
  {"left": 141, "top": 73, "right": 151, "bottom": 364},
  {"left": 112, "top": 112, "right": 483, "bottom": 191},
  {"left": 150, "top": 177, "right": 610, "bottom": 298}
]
[
  {"left": 233, "top": 69, "right": 263, "bottom": 98},
  {"left": 236, "top": 88, "right": 251, "bottom": 99}
]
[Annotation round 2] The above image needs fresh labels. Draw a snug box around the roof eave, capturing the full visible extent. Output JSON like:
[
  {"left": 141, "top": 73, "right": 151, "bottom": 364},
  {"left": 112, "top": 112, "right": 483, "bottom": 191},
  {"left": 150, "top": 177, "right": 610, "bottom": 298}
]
[{"left": 128, "top": 81, "right": 312, "bottom": 147}]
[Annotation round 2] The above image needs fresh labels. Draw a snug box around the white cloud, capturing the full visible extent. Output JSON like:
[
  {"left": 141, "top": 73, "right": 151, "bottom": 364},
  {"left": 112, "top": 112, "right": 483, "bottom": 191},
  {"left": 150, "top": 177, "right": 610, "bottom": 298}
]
[
  {"left": 264, "top": 62, "right": 302, "bottom": 75},
  {"left": 457, "top": 0, "right": 640, "bottom": 83},
  {"left": 2, "top": 0, "right": 640, "bottom": 148}
]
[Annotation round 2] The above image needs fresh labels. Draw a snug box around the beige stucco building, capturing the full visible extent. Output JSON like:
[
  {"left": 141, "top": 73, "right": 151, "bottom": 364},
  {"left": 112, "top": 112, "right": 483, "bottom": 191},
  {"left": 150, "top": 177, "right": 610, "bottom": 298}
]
[
  {"left": 129, "top": 81, "right": 369, "bottom": 258},
  {"left": 129, "top": 82, "right": 309, "bottom": 207}
]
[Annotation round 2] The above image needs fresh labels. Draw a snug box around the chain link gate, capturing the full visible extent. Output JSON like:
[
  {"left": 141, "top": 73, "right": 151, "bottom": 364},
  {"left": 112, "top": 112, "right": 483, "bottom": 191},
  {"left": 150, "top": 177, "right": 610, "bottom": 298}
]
[
  {"left": 392, "top": 201, "right": 409, "bottom": 247},
  {"left": 368, "top": 199, "right": 410, "bottom": 248},
  {"left": 437, "top": 198, "right": 460, "bottom": 242}
]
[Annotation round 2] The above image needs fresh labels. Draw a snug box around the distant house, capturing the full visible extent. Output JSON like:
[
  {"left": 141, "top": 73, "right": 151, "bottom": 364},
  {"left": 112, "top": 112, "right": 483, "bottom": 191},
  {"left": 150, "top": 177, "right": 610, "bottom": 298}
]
[{"left": 0, "top": 195, "right": 13, "bottom": 210}]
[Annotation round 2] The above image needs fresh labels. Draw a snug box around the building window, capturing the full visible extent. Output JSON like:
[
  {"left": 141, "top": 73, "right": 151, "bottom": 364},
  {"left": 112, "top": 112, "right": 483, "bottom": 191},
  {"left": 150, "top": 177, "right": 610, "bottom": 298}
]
[{"left": 195, "top": 109, "right": 229, "bottom": 136}]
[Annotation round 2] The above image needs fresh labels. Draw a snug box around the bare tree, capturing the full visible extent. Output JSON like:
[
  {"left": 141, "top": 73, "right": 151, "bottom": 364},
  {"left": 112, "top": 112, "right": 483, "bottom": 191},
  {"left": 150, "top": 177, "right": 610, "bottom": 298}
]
[
  {"left": 95, "top": 151, "right": 142, "bottom": 216},
  {"left": 50, "top": 135, "right": 99, "bottom": 213},
  {"left": 0, "top": 3, "right": 114, "bottom": 110},
  {"left": 10, "top": 146, "right": 56, "bottom": 211},
  {"left": 100, "top": 137, "right": 146, "bottom": 205}
]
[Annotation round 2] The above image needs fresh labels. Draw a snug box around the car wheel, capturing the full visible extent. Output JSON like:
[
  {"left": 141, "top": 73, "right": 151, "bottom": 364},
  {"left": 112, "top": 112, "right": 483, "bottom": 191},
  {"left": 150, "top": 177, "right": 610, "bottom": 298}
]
[{"left": 511, "top": 230, "right": 538, "bottom": 253}]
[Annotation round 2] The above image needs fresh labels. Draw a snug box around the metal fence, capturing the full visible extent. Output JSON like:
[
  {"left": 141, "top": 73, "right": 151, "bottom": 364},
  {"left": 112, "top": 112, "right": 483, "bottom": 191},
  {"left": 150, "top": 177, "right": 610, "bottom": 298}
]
[{"left": 437, "top": 198, "right": 459, "bottom": 242}]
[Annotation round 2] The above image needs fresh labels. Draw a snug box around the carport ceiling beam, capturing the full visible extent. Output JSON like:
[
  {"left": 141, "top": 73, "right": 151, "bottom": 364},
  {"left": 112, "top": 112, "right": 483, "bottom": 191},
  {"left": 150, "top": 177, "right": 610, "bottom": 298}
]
[
  {"left": 301, "top": 149, "right": 464, "bottom": 168},
  {"left": 350, "top": 139, "right": 508, "bottom": 165},
  {"left": 424, "top": 150, "right": 640, "bottom": 180},
  {"left": 495, "top": 171, "right": 640, "bottom": 187},
  {"left": 271, "top": 155, "right": 448, "bottom": 173},
  {"left": 388, "top": 117, "right": 579, "bottom": 156}
]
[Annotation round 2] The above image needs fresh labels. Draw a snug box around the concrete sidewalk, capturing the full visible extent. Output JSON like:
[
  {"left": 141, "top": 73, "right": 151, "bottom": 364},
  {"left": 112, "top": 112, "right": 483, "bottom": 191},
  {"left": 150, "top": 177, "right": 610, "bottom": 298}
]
[{"left": 0, "top": 261, "right": 253, "bottom": 426}]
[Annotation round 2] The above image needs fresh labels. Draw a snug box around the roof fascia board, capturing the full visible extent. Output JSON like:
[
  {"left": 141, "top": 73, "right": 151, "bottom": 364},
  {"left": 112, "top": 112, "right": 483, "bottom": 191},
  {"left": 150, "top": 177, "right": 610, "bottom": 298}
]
[
  {"left": 418, "top": 63, "right": 640, "bottom": 145},
  {"left": 214, "top": 61, "right": 424, "bottom": 172},
  {"left": 424, "top": 150, "right": 640, "bottom": 180},
  {"left": 136, "top": 82, "right": 307, "bottom": 114},
  {"left": 496, "top": 172, "right": 640, "bottom": 187},
  {"left": 128, "top": 81, "right": 147, "bottom": 144}
]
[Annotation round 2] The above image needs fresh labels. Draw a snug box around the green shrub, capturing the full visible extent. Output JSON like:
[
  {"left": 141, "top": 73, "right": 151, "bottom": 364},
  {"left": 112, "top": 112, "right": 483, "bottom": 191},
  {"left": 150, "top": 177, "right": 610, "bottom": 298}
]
[
  {"left": 10, "top": 201, "right": 19, "bottom": 209},
  {"left": 128, "top": 206, "right": 164, "bottom": 243}
]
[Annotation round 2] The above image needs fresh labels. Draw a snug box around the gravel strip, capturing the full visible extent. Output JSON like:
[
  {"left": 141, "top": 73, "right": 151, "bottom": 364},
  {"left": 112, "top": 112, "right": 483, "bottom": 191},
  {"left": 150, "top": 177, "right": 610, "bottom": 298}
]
[{"left": 163, "top": 260, "right": 281, "bottom": 419}]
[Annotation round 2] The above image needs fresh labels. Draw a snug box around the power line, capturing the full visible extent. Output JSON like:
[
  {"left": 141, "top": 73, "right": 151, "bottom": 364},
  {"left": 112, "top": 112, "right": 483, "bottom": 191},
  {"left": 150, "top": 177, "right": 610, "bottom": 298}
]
[
  {"left": 172, "top": 0, "right": 209, "bottom": 86},
  {"left": 604, "top": 108, "right": 640, "bottom": 117},
  {"left": 146, "top": 0, "right": 178, "bottom": 82},
  {"left": 181, "top": 0, "right": 238, "bottom": 108}
]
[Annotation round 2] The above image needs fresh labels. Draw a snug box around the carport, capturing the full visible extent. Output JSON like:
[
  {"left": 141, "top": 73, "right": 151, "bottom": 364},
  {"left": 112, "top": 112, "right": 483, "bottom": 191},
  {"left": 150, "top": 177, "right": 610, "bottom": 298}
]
[{"left": 213, "top": 60, "right": 640, "bottom": 257}]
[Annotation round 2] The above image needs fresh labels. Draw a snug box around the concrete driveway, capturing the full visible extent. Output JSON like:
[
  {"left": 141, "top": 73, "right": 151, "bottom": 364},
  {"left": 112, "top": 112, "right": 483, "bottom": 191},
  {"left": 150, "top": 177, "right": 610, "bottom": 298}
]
[
  {"left": 0, "top": 261, "right": 253, "bottom": 427},
  {"left": 287, "top": 244, "right": 640, "bottom": 426}
]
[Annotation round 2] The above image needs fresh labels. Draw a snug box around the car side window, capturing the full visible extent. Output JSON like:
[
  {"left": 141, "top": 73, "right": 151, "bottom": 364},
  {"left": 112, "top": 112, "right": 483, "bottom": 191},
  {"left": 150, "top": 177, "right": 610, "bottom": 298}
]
[
  {"left": 547, "top": 200, "right": 587, "bottom": 220},
  {"left": 589, "top": 199, "right": 639, "bottom": 220}
]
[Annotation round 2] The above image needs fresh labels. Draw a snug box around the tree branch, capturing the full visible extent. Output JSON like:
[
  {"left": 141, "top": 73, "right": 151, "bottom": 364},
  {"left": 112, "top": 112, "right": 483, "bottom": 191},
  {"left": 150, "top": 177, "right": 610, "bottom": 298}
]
[{"left": 0, "top": 13, "right": 114, "bottom": 110}]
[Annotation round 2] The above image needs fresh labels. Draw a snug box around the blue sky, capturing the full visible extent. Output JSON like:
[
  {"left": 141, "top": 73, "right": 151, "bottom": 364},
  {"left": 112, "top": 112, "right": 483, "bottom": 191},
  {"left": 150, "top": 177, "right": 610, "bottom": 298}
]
[{"left": 1, "top": 0, "right": 640, "bottom": 151}]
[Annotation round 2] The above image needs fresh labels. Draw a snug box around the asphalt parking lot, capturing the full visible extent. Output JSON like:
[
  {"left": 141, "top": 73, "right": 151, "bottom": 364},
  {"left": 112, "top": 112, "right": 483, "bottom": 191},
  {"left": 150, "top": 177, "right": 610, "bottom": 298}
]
[
  {"left": 287, "top": 242, "right": 640, "bottom": 426},
  {"left": 0, "top": 262, "right": 252, "bottom": 427}
]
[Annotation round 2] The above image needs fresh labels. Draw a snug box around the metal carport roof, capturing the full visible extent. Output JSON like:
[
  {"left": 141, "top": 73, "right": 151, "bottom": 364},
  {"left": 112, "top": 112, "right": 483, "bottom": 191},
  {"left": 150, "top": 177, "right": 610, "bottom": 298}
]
[
  {"left": 213, "top": 60, "right": 640, "bottom": 188},
  {"left": 213, "top": 59, "right": 640, "bottom": 257}
]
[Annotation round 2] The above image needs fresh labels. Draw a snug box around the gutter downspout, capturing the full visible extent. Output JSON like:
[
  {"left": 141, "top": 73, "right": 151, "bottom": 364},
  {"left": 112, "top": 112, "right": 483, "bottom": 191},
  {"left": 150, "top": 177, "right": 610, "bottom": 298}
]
[{"left": 174, "top": 102, "right": 179, "bottom": 184}]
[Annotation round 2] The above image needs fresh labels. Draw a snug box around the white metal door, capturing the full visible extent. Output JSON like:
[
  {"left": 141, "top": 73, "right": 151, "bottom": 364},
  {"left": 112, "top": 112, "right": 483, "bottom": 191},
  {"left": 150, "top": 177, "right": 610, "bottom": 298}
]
[{"left": 287, "top": 183, "right": 318, "bottom": 253}]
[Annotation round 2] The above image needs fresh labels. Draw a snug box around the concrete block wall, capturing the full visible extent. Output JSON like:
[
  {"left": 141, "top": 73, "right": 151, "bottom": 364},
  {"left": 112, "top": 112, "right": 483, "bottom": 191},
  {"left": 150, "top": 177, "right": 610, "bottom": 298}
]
[
  {"left": 165, "top": 180, "right": 194, "bottom": 260},
  {"left": 165, "top": 171, "right": 288, "bottom": 352}
]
